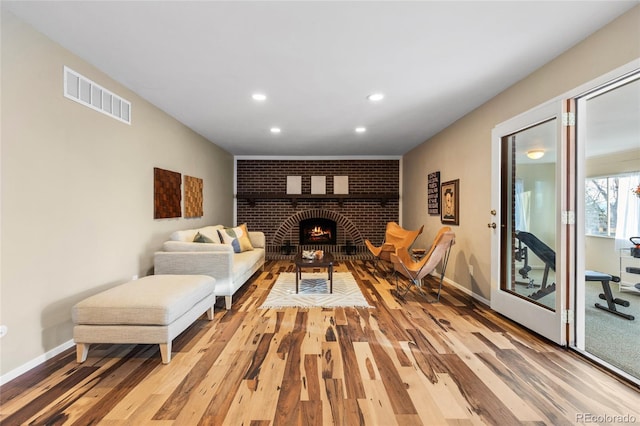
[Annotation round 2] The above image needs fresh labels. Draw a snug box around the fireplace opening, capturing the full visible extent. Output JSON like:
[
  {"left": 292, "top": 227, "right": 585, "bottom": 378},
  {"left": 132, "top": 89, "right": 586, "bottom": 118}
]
[{"left": 299, "top": 218, "right": 337, "bottom": 245}]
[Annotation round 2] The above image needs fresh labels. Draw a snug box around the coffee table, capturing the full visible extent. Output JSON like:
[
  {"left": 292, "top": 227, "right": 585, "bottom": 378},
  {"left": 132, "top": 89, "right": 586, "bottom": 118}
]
[{"left": 293, "top": 251, "right": 334, "bottom": 294}]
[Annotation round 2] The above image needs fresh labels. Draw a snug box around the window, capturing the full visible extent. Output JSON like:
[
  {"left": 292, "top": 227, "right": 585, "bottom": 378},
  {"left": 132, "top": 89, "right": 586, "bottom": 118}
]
[{"left": 585, "top": 174, "right": 639, "bottom": 237}]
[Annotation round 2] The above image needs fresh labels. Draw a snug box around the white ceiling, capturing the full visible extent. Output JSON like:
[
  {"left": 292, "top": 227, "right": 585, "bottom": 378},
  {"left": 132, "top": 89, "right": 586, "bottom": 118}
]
[{"left": 3, "top": 1, "right": 638, "bottom": 156}]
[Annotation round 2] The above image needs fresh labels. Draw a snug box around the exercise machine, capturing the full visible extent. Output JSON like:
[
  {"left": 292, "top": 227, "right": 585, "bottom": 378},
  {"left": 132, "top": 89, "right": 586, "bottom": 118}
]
[
  {"left": 515, "top": 231, "right": 556, "bottom": 300},
  {"left": 515, "top": 231, "right": 633, "bottom": 320}
]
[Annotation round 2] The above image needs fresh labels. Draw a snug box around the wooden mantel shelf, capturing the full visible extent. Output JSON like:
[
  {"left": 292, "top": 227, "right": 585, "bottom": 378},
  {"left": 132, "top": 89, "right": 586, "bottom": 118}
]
[{"left": 236, "top": 193, "right": 399, "bottom": 207}]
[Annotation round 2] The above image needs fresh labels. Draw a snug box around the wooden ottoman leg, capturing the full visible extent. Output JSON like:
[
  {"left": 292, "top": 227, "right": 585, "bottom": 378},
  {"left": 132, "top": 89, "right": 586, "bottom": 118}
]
[
  {"left": 159, "top": 341, "right": 172, "bottom": 364},
  {"left": 206, "top": 306, "right": 214, "bottom": 320},
  {"left": 76, "top": 343, "right": 90, "bottom": 363}
]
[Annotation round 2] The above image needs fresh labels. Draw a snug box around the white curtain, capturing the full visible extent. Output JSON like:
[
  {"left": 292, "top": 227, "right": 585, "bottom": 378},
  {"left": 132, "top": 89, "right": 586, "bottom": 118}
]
[
  {"left": 515, "top": 179, "right": 530, "bottom": 232},
  {"left": 614, "top": 174, "right": 640, "bottom": 250}
]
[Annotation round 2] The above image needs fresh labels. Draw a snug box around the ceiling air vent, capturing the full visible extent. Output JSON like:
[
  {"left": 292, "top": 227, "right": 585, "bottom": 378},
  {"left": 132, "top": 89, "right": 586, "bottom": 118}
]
[{"left": 63, "top": 66, "right": 131, "bottom": 124}]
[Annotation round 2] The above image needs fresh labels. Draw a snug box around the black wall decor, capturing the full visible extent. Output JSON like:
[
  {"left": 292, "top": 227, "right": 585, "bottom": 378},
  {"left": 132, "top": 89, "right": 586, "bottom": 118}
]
[{"left": 428, "top": 171, "right": 440, "bottom": 215}]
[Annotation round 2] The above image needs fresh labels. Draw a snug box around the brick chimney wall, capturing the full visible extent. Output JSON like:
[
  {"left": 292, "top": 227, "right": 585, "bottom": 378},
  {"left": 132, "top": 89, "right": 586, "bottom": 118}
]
[{"left": 236, "top": 159, "right": 400, "bottom": 258}]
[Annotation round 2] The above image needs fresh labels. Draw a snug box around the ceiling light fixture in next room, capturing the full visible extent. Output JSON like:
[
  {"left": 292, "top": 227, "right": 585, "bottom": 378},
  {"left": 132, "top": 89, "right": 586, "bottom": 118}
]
[{"left": 526, "top": 149, "right": 545, "bottom": 160}]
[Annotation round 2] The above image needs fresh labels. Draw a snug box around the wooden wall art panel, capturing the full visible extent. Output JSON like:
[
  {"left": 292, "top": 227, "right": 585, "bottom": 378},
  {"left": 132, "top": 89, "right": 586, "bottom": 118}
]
[
  {"left": 184, "top": 175, "right": 203, "bottom": 218},
  {"left": 154, "top": 167, "right": 182, "bottom": 219}
]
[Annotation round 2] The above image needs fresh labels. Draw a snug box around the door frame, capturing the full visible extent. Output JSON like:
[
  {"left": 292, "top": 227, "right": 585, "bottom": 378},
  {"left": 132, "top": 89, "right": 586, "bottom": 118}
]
[
  {"left": 562, "top": 59, "right": 640, "bottom": 349},
  {"left": 490, "top": 100, "right": 568, "bottom": 345},
  {"left": 574, "top": 69, "right": 640, "bottom": 350}
]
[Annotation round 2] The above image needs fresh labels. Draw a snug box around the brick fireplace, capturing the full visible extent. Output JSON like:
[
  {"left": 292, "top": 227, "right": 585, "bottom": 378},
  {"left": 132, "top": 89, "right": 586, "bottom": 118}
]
[{"left": 236, "top": 159, "right": 399, "bottom": 259}]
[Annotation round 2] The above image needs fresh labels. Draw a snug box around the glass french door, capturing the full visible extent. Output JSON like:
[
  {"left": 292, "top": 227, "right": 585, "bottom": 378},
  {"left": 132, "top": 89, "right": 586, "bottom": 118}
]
[
  {"left": 574, "top": 70, "right": 640, "bottom": 384},
  {"left": 491, "top": 101, "right": 570, "bottom": 345}
]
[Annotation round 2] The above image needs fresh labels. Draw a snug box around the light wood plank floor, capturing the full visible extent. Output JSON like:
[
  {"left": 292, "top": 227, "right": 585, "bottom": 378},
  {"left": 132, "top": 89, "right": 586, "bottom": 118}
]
[{"left": 2, "top": 260, "right": 639, "bottom": 425}]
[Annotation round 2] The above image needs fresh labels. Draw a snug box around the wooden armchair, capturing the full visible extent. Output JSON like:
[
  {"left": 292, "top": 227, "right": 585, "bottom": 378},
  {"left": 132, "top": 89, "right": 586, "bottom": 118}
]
[
  {"left": 364, "top": 222, "right": 424, "bottom": 276},
  {"left": 390, "top": 227, "right": 455, "bottom": 302}
]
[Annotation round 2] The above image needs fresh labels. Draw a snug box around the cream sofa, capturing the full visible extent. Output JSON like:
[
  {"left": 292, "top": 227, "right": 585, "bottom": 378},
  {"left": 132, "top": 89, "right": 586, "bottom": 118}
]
[{"left": 154, "top": 225, "right": 265, "bottom": 309}]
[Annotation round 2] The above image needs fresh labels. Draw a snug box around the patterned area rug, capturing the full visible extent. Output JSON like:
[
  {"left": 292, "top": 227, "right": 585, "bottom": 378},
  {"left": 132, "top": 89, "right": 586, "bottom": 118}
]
[{"left": 260, "top": 272, "right": 371, "bottom": 308}]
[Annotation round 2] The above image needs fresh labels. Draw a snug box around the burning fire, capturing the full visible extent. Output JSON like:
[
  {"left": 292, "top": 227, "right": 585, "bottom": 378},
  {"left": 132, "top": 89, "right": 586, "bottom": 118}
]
[{"left": 310, "top": 226, "right": 331, "bottom": 238}]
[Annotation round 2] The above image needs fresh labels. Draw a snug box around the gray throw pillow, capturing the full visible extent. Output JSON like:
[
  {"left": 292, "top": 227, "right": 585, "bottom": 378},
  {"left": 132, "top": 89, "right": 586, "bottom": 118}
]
[{"left": 193, "top": 232, "right": 214, "bottom": 243}]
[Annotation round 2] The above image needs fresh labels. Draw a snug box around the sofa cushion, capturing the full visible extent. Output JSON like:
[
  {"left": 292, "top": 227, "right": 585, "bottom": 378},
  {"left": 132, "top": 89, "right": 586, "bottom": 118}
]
[
  {"left": 197, "top": 226, "right": 223, "bottom": 244},
  {"left": 232, "top": 249, "right": 265, "bottom": 281},
  {"left": 218, "top": 224, "right": 254, "bottom": 253},
  {"left": 170, "top": 225, "right": 222, "bottom": 243},
  {"left": 248, "top": 231, "right": 266, "bottom": 248},
  {"left": 163, "top": 241, "right": 233, "bottom": 252},
  {"left": 170, "top": 228, "right": 199, "bottom": 242}
]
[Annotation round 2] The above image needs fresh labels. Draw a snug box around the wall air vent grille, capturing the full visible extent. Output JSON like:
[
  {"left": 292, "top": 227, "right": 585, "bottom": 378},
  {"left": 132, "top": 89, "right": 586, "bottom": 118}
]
[{"left": 63, "top": 66, "right": 131, "bottom": 124}]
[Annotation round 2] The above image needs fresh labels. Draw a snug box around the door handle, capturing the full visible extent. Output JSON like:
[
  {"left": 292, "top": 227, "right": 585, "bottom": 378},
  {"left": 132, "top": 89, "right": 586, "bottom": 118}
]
[{"left": 487, "top": 223, "right": 497, "bottom": 229}]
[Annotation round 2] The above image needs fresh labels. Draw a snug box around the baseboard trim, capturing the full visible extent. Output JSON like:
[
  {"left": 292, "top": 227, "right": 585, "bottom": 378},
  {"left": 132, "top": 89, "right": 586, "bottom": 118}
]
[
  {"left": 0, "top": 339, "right": 75, "bottom": 386},
  {"left": 439, "top": 274, "right": 491, "bottom": 306}
]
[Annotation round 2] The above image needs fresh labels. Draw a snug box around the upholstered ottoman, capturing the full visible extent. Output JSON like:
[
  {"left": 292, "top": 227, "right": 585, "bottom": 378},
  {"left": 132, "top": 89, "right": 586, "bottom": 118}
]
[{"left": 72, "top": 274, "right": 216, "bottom": 364}]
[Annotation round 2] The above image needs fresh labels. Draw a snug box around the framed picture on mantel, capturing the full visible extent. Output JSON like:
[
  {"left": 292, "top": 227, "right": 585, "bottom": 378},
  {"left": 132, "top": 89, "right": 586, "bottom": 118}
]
[
  {"left": 286, "top": 176, "right": 302, "bottom": 194},
  {"left": 334, "top": 176, "right": 349, "bottom": 194}
]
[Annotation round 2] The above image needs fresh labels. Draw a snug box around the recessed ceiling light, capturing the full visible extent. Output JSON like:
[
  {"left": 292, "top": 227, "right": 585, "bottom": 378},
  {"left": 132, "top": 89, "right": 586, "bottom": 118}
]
[
  {"left": 270, "top": 127, "right": 281, "bottom": 134},
  {"left": 367, "top": 93, "right": 384, "bottom": 102},
  {"left": 355, "top": 127, "right": 367, "bottom": 133},
  {"left": 252, "top": 93, "right": 267, "bottom": 101}
]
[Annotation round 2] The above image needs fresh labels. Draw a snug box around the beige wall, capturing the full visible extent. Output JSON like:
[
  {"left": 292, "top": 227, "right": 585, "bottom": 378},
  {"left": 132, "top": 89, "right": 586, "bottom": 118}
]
[
  {"left": 1, "top": 11, "right": 234, "bottom": 376},
  {"left": 402, "top": 6, "right": 640, "bottom": 300},
  {"left": 517, "top": 162, "right": 556, "bottom": 267}
]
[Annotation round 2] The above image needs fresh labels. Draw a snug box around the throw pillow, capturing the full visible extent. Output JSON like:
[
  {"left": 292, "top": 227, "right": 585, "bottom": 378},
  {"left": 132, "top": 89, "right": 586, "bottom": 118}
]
[
  {"left": 193, "top": 232, "right": 214, "bottom": 243},
  {"left": 218, "top": 224, "right": 254, "bottom": 253},
  {"left": 197, "top": 226, "right": 223, "bottom": 244}
]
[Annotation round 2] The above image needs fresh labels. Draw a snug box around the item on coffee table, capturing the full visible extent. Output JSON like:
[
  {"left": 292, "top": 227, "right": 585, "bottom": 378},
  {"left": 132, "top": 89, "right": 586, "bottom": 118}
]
[{"left": 302, "top": 250, "right": 316, "bottom": 260}]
